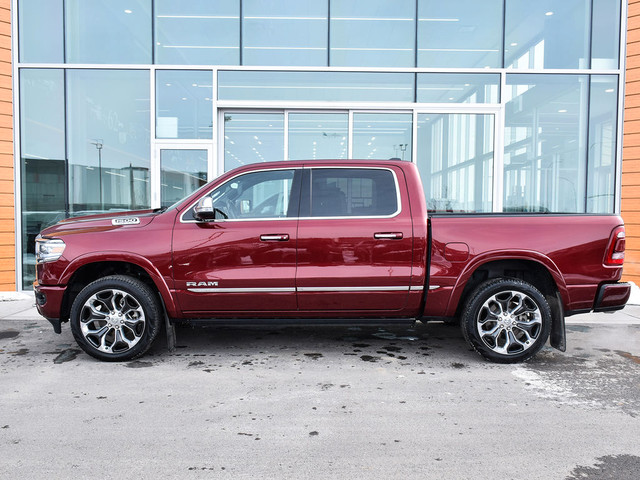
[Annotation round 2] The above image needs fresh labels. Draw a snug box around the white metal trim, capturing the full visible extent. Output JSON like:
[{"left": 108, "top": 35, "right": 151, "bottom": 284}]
[
  {"left": 12, "top": 0, "right": 21, "bottom": 290},
  {"left": 17, "top": 64, "right": 623, "bottom": 75},
  {"left": 616, "top": 1, "right": 628, "bottom": 215},
  {"left": 150, "top": 68, "right": 159, "bottom": 208},
  {"left": 211, "top": 68, "right": 219, "bottom": 181},
  {"left": 217, "top": 100, "right": 502, "bottom": 111},
  {"left": 347, "top": 110, "right": 354, "bottom": 158},
  {"left": 155, "top": 138, "right": 214, "bottom": 145},
  {"left": 283, "top": 109, "right": 289, "bottom": 160},
  {"left": 217, "top": 108, "right": 225, "bottom": 175},
  {"left": 411, "top": 109, "right": 418, "bottom": 165}
]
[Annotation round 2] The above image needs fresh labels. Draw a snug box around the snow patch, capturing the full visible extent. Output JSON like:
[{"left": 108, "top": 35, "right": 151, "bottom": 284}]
[{"left": 0, "top": 291, "right": 32, "bottom": 302}]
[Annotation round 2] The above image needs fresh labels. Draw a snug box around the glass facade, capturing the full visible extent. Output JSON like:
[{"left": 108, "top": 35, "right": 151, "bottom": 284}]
[
  {"left": 160, "top": 149, "right": 208, "bottom": 207},
  {"left": 154, "top": 0, "right": 240, "bottom": 65},
  {"left": 288, "top": 113, "right": 348, "bottom": 160},
  {"left": 65, "top": 0, "right": 152, "bottom": 64},
  {"left": 353, "top": 113, "right": 413, "bottom": 162},
  {"left": 156, "top": 70, "right": 213, "bottom": 139},
  {"left": 504, "top": 0, "right": 591, "bottom": 70},
  {"left": 330, "top": 0, "right": 416, "bottom": 67},
  {"left": 418, "top": 113, "right": 494, "bottom": 212},
  {"left": 243, "top": 0, "right": 328, "bottom": 66},
  {"left": 66, "top": 70, "right": 150, "bottom": 214},
  {"left": 417, "top": 0, "right": 503, "bottom": 68},
  {"left": 14, "top": 0, "right": 625, "bottom": 288}
]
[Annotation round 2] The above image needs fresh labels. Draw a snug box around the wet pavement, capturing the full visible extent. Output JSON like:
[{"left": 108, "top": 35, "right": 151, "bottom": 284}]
[{"left": 1, "top": 294, "right": 640, "bottom": 479}]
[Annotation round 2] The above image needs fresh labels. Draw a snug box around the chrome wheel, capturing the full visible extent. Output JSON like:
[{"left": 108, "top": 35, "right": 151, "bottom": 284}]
[
  {"left": 476, "top": 290, "right": 543, "bottom": 356},
  {"left": 79, "top": 288, "right": 146, "bottom": 355}
]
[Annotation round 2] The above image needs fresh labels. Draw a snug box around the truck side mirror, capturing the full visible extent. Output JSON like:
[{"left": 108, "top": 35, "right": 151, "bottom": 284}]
[{"left": 193, "top": 197, "right": 216, "bottom": 222}]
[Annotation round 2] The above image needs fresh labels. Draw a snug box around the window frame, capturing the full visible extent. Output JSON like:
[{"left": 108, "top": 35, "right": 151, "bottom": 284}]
[{"left": 299, "top": 166, "right": 402, "bottom": 220}]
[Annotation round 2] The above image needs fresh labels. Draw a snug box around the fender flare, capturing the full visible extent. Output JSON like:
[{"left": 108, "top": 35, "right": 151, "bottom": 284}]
[
  {"left": 445, "top": 250, "right": 570, "bottom": 317},
  {"left": 59, "top": 252, "right": 179, "bottom": 318}
]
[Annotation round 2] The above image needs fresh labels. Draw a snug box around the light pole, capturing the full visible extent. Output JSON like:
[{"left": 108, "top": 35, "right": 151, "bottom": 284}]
[
  {"left": 394, "top": 143, "right": 408, "bottom": 161},
  {"left": 91, "top": 139, "right": 103, "bottom": 210}
]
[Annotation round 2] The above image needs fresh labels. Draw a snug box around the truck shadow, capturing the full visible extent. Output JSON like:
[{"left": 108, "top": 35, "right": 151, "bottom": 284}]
[{"left": 147, "top": 320, "right": 480, "bottom": 365}]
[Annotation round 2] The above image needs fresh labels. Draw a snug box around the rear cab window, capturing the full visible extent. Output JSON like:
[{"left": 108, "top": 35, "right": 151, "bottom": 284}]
[{"left": 300, "top": 168, "right": 400, "bottom": 218}]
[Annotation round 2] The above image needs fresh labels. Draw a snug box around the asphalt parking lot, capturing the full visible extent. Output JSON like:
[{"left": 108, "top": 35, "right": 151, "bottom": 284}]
[{"left": 1, "top": 294, "right": 640, "bottom": 479}]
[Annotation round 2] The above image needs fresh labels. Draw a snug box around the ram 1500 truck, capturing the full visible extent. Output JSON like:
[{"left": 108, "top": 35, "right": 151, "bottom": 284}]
[{"left": 33, "top": 160, "right": 630, "bottom": 363}]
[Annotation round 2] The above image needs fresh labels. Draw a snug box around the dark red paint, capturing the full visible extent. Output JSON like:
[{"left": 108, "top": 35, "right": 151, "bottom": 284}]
[{"left": 34, "top": 160, "right": 629, "bottom": 328}]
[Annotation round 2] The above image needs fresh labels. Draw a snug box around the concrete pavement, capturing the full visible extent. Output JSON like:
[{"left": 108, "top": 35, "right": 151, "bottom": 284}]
[{"left": 1, "top": 289, "right": 640, "bottom": 479}]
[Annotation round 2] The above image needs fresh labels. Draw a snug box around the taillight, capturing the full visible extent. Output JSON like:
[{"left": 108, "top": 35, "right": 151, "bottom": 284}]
[{"left": 604, "top": 226, "right": 625, "bottom": 266}]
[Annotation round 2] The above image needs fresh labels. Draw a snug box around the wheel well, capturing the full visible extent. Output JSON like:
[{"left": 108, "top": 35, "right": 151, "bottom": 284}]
[
  {"left": 455, "top": 259, "right": 558, "bottom": 318},
  {"left": 61, "top": 262, "right": 159, "bottom": 321}
]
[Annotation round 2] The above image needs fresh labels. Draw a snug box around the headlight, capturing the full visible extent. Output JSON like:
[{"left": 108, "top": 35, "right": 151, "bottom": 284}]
[{"left": 35, "top": 236, "right": 66, "bottom": 263}]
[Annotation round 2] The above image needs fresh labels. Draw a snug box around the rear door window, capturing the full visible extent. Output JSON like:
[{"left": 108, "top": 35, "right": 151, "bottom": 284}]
[{"left": 301, "top": 168, "right": 399, "bottom": 218}]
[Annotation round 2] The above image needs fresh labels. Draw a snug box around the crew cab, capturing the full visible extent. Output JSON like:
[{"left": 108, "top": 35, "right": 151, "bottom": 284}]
[{"left": 33, "top": 160, "right": 631, "bottom": 363}]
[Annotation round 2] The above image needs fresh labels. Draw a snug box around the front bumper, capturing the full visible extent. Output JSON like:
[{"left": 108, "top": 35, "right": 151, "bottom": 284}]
[
  {"left": 593, "top": 282, "right": 631, "bottom": 312},
  {"left": 33, "top": 281, "right": 67, "bottom": 333}
]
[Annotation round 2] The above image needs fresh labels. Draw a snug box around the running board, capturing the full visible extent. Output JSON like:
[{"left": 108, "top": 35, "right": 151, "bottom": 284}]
[{"left": 173, "top": 317, "right": 417, "bottom": 327}]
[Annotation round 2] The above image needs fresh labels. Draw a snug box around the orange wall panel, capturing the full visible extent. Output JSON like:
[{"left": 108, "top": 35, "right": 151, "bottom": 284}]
[{"left": 0, "top": 0, "right": 13, "bottom": 289}]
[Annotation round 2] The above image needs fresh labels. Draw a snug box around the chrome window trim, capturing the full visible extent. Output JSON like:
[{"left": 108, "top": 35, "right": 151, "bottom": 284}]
[
  {"left": 179, "top": 165, "right": 403, "bottom": 223},
  {"left": 301, "top": 166, "right": 402, "bottom": 220}
]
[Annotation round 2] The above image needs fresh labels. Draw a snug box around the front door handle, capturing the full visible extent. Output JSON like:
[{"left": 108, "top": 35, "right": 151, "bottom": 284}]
[
  {"left": 374, "top": 232, "right": 403, "bottom": 240},
  {"left": 260, "top": 234, "right": 290, "bottom": 241}
]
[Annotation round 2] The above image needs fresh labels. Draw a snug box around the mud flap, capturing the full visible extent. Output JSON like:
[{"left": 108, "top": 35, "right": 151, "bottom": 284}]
[
  {"left": 157, "top": 296, "right": 176, "bottom": 352},
  {"left": 548, "top": 292, "right": 566, "bottom": 352},
  {"left": 47, "top": 317, "right": 62, "bottom": 334},
  {"left": 165, "top": 312, "right": 176, "bottom": 352}
]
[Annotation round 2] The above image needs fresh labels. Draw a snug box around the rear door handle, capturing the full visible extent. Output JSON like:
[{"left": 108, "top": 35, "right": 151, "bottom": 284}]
[
  {"left": 260, "top": 234, "right": 290, "bottom": 241},
  {"left": 374, "top": 232, "right": 403, "bottom": 240}
]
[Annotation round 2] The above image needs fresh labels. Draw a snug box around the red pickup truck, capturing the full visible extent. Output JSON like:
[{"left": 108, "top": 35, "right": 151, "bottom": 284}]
[{"left": 33, "top": 160, "right": 630, "bottom": 363}]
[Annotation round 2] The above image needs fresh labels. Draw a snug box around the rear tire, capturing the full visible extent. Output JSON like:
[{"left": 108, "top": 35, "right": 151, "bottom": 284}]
[
  {"left": 70, "top": 275, "right": 162, "bottom": 362},
  {"left": 461, "top": 278, "right": 551, "bottom": 363}
]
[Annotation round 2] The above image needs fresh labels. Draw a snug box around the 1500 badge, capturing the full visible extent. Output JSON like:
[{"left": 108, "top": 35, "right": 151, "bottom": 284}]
[{"left": 112, "top": 217, "right": 140, "bottom": 225}]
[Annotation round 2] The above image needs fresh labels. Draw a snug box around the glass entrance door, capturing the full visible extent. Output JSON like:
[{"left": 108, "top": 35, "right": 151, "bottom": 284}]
[
  {"left": 154, "top": 145, "right": 212, "bottom": 208},
  {"left": 287, "top": 112, "right": 348, "bottom": 160},
  {"left": 219, "top": 109, "right": 498, "bottom": 213},
  {"left": 220, "top": 110, "right": 414, "bottom": 168}
]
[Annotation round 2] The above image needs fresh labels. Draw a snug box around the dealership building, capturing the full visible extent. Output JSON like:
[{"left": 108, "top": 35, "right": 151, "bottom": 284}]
[{"left": 0, "top": 0, "right": 639, "bottom": 290}]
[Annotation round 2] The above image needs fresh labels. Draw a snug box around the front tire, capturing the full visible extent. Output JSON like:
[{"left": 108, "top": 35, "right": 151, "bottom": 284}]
[
  {"left": 461, "top": 278, "right": 552, "bottom": 363},
  {"left": 70, "top": 275, "right": 162, "bottom": 362}
]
